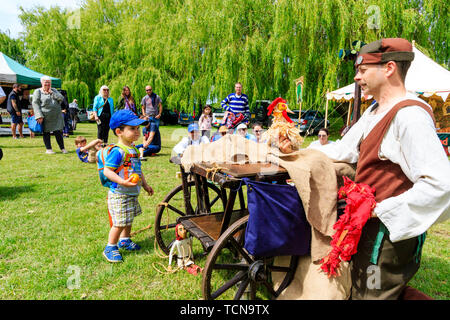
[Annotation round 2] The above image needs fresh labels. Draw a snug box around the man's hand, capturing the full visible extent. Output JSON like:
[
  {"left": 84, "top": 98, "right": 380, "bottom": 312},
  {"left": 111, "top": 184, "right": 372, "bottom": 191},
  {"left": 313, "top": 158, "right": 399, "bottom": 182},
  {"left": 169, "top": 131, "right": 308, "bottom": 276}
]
[
  {"left": 371, "top": 207, "right": 377, "bottom": 219},
  {"left": 279, "top": 136, "right": 294, "bottom": 154},
  {"left": 155, "top": 114, "right": 161, "bottom": 119},
  {"left": 16, "top": 111, "right": 21, "bottom": 116},
  {"left": 36, "top": 117, "right": 44, "bottom": 124}
]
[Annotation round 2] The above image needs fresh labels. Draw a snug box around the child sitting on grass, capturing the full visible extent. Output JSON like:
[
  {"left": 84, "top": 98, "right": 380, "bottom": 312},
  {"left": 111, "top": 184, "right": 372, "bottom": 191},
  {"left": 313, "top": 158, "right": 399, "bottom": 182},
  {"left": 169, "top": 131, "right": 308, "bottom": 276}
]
[
  {"left": 75, "top": 136, "right": 103, "bottom": 163},
  {"left": 102, "top": 110, "right": 154, "bottom": 263}
]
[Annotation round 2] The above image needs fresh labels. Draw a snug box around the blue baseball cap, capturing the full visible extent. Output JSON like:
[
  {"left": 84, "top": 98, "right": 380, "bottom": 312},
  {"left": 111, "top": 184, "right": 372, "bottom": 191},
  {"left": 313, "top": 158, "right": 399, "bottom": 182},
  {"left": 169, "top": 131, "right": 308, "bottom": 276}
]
[
  {"left": 110, "top": 110, "right": 148, "bottom": 130},
  {"left": 188, "top": 123, "right": 199, "bottom": 133}
]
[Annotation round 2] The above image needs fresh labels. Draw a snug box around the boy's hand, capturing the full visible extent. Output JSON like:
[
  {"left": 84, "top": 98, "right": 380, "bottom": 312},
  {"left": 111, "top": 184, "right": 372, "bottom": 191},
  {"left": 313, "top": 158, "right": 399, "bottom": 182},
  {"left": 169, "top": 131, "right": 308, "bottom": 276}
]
[
  {"left": 121, "top": 177, "right": 139, "bottom": 187},
  {"left": 143, "top": 184, "right": 154, "bottom": 196}
]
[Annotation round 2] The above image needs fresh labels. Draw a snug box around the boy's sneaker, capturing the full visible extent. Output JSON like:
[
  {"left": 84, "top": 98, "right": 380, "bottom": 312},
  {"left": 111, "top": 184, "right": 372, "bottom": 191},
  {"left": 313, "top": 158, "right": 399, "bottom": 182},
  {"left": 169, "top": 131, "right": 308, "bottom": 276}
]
[
  {"left": 118, "top": 238, "right": 141, "bottom": 251},
  {"left": 103, "top": 245, "right": 123, "bottom": 263}
]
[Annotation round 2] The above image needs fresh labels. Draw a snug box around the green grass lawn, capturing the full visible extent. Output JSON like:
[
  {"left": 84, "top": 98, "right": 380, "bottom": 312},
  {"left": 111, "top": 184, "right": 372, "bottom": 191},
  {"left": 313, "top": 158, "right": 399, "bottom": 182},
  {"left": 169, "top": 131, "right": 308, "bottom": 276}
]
[{"left": 0, "top": 122, "right": 448, "bottom": 300}]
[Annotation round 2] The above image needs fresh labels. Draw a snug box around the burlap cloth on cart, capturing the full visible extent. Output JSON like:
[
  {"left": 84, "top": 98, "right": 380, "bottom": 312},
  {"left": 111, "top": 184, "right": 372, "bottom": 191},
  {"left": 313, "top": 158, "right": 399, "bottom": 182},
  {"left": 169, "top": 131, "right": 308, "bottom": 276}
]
[{"left": 181, "top": 135, "right": 355, "bottom": 299}]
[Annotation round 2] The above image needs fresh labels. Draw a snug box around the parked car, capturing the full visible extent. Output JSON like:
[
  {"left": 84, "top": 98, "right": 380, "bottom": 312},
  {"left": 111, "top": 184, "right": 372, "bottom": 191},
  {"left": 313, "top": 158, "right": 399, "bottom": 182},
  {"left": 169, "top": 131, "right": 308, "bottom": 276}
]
[
  {"left": 250, "top": 100, "right": 271, "bottom": 127},
  {"left": 160, "top": 109, "right": 179, "bottom": 126},
  {"left": 288, "top": 110, "right": 330, "bottom": 135},
  {"left": 76, "top": 108, "right": 89, "bottom": 122},
  {"left": 85, "top": 104, "right": 95, "bottom": 122},
  {"left": 211, "top": 107, "right": 225, "bottom": 127},
  {"left": 178, "top": 111, "right": 200, "bottom": 125}
]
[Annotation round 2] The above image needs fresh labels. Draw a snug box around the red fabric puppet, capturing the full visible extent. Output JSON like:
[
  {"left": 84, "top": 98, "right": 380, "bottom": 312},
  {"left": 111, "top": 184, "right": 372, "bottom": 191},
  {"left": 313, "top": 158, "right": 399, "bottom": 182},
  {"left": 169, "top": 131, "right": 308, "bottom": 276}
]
[{"left": 320, "top": 176, "right": 377, "bottom": 277}]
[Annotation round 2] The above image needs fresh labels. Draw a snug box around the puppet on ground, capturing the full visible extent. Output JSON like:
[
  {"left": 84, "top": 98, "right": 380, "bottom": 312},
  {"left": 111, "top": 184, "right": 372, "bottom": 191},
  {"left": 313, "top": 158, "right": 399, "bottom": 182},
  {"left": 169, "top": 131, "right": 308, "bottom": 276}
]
[
  {"left": 168, "top": 224, "right": 203, "bottom": 275},
  {"left": 262, "top": 97, "right": 303, "bottom": 151}
]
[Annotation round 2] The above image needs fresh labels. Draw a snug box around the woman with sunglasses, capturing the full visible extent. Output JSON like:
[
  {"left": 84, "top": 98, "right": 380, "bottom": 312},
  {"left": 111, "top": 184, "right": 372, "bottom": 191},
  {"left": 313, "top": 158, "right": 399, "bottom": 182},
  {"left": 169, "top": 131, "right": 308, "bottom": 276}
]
[
  {"left": 307, "top": 128, "right": 334, "bottom": 150},
  {"left": 93, "top": 85, "right": 115, "bottom": 143},
  {"left": 252, "top": 122, "right": 265, "bottom": 143}
]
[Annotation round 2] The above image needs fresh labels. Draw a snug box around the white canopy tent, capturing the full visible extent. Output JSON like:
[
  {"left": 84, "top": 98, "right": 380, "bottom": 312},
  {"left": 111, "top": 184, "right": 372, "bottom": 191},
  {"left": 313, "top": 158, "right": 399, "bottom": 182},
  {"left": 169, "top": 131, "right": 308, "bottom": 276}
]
[{"left": 327, "top": 43, "right": 450, "bottom": 102}]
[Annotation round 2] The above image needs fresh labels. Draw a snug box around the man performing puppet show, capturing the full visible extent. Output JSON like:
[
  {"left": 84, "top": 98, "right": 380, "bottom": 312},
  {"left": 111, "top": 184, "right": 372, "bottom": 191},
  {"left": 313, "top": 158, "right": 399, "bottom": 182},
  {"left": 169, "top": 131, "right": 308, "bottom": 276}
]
[{"left": 279, "top": 38, "right": 450, "bottom": 299}]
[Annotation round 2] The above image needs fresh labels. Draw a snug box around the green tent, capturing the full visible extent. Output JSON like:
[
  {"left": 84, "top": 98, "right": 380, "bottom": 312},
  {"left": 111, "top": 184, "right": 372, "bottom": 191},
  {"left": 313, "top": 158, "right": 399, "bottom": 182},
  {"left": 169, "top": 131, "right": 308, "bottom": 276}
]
[{"left": 0, "top": 51, "right": 61, "bottom": 88}]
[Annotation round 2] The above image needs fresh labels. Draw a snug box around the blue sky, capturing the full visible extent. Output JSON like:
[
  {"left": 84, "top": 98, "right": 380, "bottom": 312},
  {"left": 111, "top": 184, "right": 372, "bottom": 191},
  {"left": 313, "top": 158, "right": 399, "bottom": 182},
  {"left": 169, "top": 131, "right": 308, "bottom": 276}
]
[{"left": 0, "top": 0, "right": 81, "bottom": 39}]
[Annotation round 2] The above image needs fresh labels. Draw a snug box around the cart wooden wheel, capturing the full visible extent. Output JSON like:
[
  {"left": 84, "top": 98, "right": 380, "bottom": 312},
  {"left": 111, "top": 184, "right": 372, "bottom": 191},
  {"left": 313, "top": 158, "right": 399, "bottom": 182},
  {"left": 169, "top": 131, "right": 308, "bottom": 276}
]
[
  {"left": 155, "top": 180, "right": 226, "bottom": 255},
  {"left": 202, "top": 215, "right": 299, "bottom": 300}
]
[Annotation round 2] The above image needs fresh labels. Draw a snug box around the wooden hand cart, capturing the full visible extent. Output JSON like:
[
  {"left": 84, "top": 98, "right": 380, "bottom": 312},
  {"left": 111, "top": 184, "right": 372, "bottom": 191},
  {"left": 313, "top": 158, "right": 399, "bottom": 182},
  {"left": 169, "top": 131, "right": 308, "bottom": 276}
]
[{"left": 154, "top": 156, "right": 299, "bottom": 300}]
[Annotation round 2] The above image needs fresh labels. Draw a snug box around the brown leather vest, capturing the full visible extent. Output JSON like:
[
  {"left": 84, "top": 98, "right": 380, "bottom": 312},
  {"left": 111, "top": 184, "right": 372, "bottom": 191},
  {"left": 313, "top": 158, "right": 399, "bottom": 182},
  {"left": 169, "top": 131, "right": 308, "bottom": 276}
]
[{"left": 355, "top": 99, "right": 435, "bottom": 202}]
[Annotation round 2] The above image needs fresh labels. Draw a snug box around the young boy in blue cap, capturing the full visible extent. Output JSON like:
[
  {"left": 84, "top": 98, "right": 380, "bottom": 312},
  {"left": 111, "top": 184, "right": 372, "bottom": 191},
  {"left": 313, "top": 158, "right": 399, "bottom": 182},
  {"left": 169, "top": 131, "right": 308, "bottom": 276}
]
[
  {"left": 172, "top": 122, "right": 210, "bottom": 156},
  {"left": 102, "top": 110, "right": 154, "bottom": 263}
]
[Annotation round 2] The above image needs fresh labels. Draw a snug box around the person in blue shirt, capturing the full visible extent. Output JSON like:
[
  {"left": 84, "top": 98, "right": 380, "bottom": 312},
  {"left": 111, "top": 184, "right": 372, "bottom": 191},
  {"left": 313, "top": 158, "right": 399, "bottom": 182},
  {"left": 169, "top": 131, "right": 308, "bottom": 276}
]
[
  {"left": 93, "top": 85, "right": 115, "bottom": 143},
  {"left": 221, "top": 82, "right": 250, "bottom": 128},
  {"left": 172, "top": 123, "right": 209, "bottom": 156},
  {"left": 102, "top": 110, "right": 154, "bottom": 263},
  {"left": 75, "top": 136, "right": 103, "bottom": 163},
  {"left": 236, "top": 123, "right": 257, "bottom": 142},
  {"left": 135, "top": 120, "right": 161, "bottom": 157},
  {"left": 211, "top": 125, "right": 228, "bottom": 142}
]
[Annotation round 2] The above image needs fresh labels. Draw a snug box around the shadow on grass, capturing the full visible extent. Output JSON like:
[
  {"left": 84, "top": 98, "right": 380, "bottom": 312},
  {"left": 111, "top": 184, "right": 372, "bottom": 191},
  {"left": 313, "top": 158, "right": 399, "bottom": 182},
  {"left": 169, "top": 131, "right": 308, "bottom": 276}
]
[
  {"left": 133, "top": 234, "right": 157, "bottom": 254},
  {"left": 0, "top": 184, "right": 37, "bottom": 201},
  {"left": 0, "top": 144, "right": 44, "bottom": 149}
]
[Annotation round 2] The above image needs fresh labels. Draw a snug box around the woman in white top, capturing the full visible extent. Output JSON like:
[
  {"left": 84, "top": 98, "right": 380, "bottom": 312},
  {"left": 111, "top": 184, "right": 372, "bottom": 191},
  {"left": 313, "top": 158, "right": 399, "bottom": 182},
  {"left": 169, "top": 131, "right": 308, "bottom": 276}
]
[{"left": 307, "top": 128, "right": 334, "bottom": 150}]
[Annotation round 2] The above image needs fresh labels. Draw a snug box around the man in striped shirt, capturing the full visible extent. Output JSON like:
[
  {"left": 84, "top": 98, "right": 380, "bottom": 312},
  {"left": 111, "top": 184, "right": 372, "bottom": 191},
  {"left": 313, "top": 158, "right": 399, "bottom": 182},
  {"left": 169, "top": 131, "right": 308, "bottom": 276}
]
[{"left": 221, "top": 82, "right": 250, "bottom": 128}]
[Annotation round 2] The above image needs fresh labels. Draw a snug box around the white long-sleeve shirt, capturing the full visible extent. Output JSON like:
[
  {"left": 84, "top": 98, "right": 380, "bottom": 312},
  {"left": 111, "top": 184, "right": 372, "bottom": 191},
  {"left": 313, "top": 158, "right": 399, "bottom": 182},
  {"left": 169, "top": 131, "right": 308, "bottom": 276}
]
[
  {"left": 172, "top": 135, "right": 210, "bottom": 156},
  {"left": 321, "top": 93, "right": 450, "bottom": 242}
]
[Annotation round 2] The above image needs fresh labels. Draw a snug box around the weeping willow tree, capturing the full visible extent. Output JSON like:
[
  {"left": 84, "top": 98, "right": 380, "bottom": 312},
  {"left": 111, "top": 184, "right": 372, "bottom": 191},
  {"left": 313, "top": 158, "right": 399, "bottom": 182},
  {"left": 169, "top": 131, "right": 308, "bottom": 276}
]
[
  {"left": 18, "top": 0, "right": 449, "bottom": 112},
  {"left": 0, "top": 31, "right": 26, "bottom": 65}
]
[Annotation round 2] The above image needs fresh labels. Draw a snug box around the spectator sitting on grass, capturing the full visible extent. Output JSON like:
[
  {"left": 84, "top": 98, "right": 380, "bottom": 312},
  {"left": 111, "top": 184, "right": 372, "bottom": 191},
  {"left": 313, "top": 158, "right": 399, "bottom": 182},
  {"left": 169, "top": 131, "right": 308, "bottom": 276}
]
[
  {"left": 235, "top": 123, "right": 257, "bottom": 142},
  {"left": 75, "top": 136, "right": 103, "bottom": 163},
  {"left": 211, "top": 125, "right": 228, "bottom": 142},
  {"left": 252, "top": 122, "right": 265, "bottom": 143},
  {"left": 173, "top": 123, "right": 209, "bottom": 156},
  {"left": 135, "top": 119, "right": 161, "bottom": 157},
  {"left": 307, "top": 128, "right": 334, "bottom": 150}
]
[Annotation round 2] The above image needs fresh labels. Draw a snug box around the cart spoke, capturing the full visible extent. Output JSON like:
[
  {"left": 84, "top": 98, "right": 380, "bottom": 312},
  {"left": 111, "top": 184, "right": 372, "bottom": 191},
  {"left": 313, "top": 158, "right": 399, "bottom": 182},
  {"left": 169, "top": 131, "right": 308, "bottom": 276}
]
[
  {"left": 211, "top": 271, "right": 247, "bottom": 300},
  {"left": 210, "top": 195, "right": 220, "bottom": 206},
  {"left": 228, "top": 237, "right": 253, "bottom": 264},
  {"left": 261, "top": 279, "right": 278, "bottom": 297},
  {"left": 213, "top": 263, "right": 249, "bottom": 271},
  {"left": 167, "top": 240, "right": 175, "bottom": 250},
  {"left": 234, "top": 278, "right": 250, "bottom": 300},
  {"left": 167, "top": 204, "right": 185, "bottom": 216},
  {"left": 267, "top": 265, "right": 292, "bottom": 273},
  {"left": 159, "top": 222, "right": 178, "bottom": 230}
]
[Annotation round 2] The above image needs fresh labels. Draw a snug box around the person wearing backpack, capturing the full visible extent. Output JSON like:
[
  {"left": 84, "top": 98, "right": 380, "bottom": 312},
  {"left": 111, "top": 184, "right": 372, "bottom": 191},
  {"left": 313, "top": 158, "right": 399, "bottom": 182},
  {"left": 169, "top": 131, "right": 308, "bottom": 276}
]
[{"left": 100, "top": 110, "right": 154, "bottom": 263}]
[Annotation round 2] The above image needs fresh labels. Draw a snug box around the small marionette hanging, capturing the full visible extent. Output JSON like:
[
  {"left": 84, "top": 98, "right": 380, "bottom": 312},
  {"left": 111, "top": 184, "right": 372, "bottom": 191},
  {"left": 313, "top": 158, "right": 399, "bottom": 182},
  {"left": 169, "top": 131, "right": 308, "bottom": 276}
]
[
  {"left": 262, "top": 97, "right": 304, "bottom": 151},
  {"left": 168, "top": 224, "right": 203, "bottom": 275}
]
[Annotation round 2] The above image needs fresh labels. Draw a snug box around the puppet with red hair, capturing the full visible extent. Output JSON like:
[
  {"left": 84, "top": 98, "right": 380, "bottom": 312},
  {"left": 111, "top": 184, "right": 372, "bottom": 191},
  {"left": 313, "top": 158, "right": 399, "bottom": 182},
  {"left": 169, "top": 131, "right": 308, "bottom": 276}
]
[
  {"left": 168, "top": 224, "right": 202, "bottom": 275},
  {"left": 262, "top": 97, "right": 303, "bottom": 151}
]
